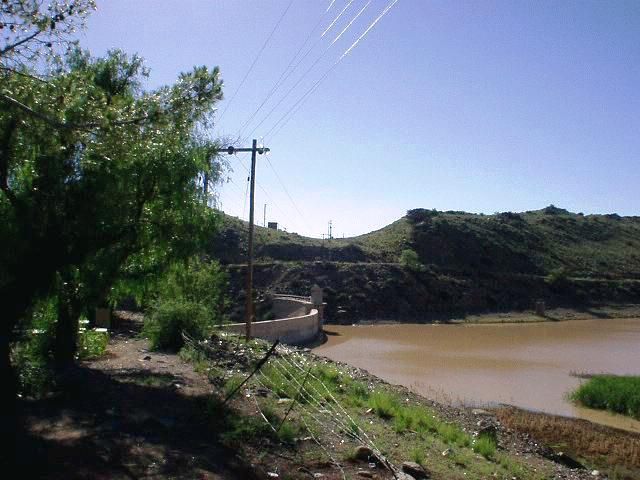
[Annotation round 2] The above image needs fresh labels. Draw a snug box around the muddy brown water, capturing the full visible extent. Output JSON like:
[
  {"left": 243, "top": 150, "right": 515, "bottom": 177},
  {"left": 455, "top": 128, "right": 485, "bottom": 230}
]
[{"left": 314, "top": 318, "right": 640, "bottom": 432}]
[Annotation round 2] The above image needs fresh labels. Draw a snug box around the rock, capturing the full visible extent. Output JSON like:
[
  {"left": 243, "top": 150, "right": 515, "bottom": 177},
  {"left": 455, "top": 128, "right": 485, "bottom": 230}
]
[
  {"left": 549, "top": 452, "right": 584, "bottom": 469},
  {"left": 591, "top": 471, "right": 600, "bottom": 477},
  {"left": 277, "top": 398, "right": 293, "bottom": 404},
  {"left": 472, "top": 408, "right": 491, "bottom": 416},
  {"left": 395, "top": 473, "right": 416, "bottom": 480},
  {"left": 312, "top": 474, "right": 325, "bottom": 479},
  {"left": 478, "top": 424, "right": 498, "bottom": 439},
  {"left": 266, "top": 473, "right": 279, "bottom": 479},
  {"left": 356, "top": 471, "right": 373, "bottom": 478},
  {"left": 355, "top": 445, "right": 374, "bottom": 461},
  {"left": 142, "top": 355, "right": 152, "bottom": 361},
  {"left": 401, "top": 461, "right": 429, "bottom": 479}
]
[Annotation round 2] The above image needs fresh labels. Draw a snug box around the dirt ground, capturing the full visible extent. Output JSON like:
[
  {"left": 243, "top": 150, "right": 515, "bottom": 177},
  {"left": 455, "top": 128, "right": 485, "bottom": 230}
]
[{"left": 16, "top": 313, "right": 257, "bottom": 480}]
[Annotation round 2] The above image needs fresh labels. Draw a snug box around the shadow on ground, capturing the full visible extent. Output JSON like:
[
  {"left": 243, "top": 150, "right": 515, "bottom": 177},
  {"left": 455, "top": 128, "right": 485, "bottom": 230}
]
[{"left": 16, "top": 361, "right": 258, "bottom": 479}]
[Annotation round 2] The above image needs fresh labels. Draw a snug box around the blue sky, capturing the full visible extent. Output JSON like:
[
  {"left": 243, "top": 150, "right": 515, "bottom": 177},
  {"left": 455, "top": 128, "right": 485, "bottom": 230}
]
[{"left": 81, "top": 0, "right": 640, "bottom": 237}]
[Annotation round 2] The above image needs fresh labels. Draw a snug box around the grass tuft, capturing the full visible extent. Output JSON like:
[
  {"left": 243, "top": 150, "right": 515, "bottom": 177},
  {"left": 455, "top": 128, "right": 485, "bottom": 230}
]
[
  {"left": 369, "top": 391, "right": 400, "bottom": 419},
  {"left": 473, "top": 433, "right": 497, "bottom": 459},
  {"left": 409, "top": 447, "right": 426, "bottom": 466}
]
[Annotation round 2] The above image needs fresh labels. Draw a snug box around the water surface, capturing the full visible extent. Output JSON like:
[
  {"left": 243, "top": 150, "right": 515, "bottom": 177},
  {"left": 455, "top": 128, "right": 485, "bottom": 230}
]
[{"left": 314, "top": 318, "right": 640, "bottom": 432}]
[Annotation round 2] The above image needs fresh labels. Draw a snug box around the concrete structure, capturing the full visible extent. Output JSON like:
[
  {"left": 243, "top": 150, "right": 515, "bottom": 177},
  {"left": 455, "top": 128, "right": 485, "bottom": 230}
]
[
  {"left": 95, "top": 308, "right": 113, "bottom": 329},
  {"left": 219, "top": 289, "right": 325, "bottom": 346}
]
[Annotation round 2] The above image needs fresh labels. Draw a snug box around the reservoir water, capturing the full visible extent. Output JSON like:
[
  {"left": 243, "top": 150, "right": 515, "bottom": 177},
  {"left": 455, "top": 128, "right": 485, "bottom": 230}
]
[{"left": 314, "top": 318, "right": 640, "bottom": 432}]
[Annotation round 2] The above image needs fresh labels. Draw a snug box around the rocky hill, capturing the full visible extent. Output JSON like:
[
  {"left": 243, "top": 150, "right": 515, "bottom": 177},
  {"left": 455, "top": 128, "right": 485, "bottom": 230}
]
[{"left": 211, "top": 206, "right": 640, "bottom": 322}]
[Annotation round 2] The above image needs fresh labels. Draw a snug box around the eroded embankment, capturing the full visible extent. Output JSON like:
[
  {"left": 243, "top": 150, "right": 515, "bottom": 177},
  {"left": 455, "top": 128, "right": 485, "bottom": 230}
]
[{"left": 226, "top": 261, "right": 640, "bottom": 323}]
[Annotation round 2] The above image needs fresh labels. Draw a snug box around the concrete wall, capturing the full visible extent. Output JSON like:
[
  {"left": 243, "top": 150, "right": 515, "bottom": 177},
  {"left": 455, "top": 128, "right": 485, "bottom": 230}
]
[
  {"left": 272, "top": 297, "right": 311, "bottom": 318},
  {"left": 219, "top": 295, "right": 322, "bottom": 345}
]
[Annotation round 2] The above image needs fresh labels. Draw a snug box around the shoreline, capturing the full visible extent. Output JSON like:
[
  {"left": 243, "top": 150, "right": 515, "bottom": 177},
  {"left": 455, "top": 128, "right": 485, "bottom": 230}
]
[
  {"left": 327, "top": 303, "right": 640, "bottom": 326},
  {"left": 313, "top": 349, "right": 640, "bottom": 479}
]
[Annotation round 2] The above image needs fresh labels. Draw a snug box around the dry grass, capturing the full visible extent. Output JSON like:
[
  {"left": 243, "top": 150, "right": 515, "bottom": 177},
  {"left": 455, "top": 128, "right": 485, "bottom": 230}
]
[{"left": 497, "top": 407, "right": 640, "bottom": 475}]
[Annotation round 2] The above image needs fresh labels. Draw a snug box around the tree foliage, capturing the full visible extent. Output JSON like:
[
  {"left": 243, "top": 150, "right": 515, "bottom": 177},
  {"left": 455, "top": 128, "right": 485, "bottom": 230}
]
[
  {"left": 1, "top": 42, "right": 225, "bottom": 464},
  {"left": 1, "top": 0, "right": 96, "bottom": 70}
]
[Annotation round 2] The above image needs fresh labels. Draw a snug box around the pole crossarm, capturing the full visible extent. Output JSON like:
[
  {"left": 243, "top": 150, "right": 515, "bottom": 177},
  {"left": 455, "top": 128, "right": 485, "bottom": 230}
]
[{"left": 225, "top": 145, "right": 270, "bottom": 155}]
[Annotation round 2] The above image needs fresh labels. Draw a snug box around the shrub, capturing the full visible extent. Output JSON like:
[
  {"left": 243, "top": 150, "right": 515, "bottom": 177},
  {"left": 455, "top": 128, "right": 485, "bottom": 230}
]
[
  {"left": 546, "top": 266, "right": 569, "bottom": 287},
  {"left": 399, "top": 248, "right": 425, "bottom": 272},
  {"left": 143, "top": 299, "right": 211, "bottom": 351},
  {"left": 154, "top": 258, "right": 228, "bottom": 321},
  {"left": 77, "top": 328, "right": 109, "bottom": 360},
  {"left": 12, "top": 298, "right": 57, "bottom": 397}
]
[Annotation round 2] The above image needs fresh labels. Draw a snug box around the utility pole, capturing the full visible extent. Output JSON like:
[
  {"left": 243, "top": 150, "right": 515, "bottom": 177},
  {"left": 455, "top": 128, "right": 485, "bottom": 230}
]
[
  {"left": 263, "top": 203, "right": 267, "bottom": 227},
  {"left": 220, "top": 140, "right": 270, "bottom": 341},
  {"left": 328, "top": 220, "right": 333, "bottom": 240}
]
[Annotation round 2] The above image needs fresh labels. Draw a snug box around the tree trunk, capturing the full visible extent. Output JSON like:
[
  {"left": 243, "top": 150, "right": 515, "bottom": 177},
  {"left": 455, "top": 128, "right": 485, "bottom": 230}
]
[
  {"left": 0, "top": 319, "right": 18, "bottom": 467},
  {"left": 54, "top": 294, "right": 80, "bottom": 369}
]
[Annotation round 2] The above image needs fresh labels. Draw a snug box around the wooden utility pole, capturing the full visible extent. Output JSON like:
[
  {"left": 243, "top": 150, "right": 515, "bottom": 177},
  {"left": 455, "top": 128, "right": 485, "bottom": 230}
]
[{"left": 221, "top": 140, "right": 270, "bottom": 341}]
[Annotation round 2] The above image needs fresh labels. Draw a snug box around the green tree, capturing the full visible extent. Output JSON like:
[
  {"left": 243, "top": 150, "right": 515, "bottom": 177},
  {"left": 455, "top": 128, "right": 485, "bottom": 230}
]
[{"left": 0, "top": 41, "right": 224, "bottom": 457}]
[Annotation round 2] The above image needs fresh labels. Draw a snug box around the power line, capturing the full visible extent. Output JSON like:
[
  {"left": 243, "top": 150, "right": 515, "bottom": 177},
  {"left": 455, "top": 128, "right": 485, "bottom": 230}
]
[
  {"left": 264, "top": 155, "right": 311, "bottom": 231},
  {"left": 321, "top": 0, "right": 356, "bottom": 37},
  {"left": 264, "top": 0, "right": 401, "bottom": 141},
  {"left": 244, "top": 0, "right": 367, "bottom": 140},
  {"left": 235, "top": 3, "right": 330, "bottom": 140},
  {"left": 340, "top": 0, "right": 400, "bottom": 60},
  {"left": 228, "top": 152, "right": 292, "bottom": 224},
  {"left": 216, "top": 0, "right": 295, "bottom": 123}
]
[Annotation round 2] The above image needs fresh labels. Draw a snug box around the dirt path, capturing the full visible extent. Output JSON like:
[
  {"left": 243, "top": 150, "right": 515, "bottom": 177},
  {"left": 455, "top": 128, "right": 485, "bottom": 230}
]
[{"left": 17, "top": 314, "right": 256, "bottom": 480}]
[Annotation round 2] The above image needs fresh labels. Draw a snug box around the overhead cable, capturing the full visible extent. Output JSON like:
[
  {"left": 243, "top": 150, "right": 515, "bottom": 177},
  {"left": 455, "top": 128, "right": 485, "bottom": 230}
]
[
  {"left": 236, "top": 3, "right": 330, "bottom": 140},
  {"left": 321, "top": 0, "right": 356, "bottom": 37},
  {"left": 240, "top": 0, "right": 364, "bottom": 141},
  {"left": 217, "top": 0, "right": 295, "bottom": 123},
  {"left": 341, "top": 0, "right": 400, "bottom": 60},
  {"left": 264, "top": 0, "right": 401, "bottom": 141}
]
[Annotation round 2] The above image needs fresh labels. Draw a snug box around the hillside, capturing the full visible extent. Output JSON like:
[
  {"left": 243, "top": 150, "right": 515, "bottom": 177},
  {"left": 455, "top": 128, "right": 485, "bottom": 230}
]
[
  {"left": 210, "top": 214, "right": 412, "bottom": 264},
  {"left": 213, "top": 206, "right": 640, "bottom": 278},
  {"left": 212, "top": 206, "right": 640, "bottom": 322}
]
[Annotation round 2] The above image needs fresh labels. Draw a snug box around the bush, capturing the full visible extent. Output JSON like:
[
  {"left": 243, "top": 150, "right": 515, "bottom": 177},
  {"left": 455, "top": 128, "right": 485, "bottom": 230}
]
[
  {"left": 77, "top": 328, "right": 109, "bottom": 360},
  {"left": 154, "top": 258, "right": 228, "bottom": 321},
  {"left": 142, "top": 257, "right": 228, "bottom": 351},
  {"left": 143, "top": 300, "right": 211, "bottom": 351},
  {"left": 399, "top": 248, "right": 425, "bottom": 272},
  {"left": 546, "top": 266, "right": 569, "bottom": 287},
  {"left": 12, "top": 298, "right": 57, "bottom": 398}
]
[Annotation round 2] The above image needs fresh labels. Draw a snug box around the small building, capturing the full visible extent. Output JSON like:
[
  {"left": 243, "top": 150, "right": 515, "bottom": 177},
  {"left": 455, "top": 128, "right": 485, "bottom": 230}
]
[{"left": 267, "top": 222, "right": 278, "bottom": 230}]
